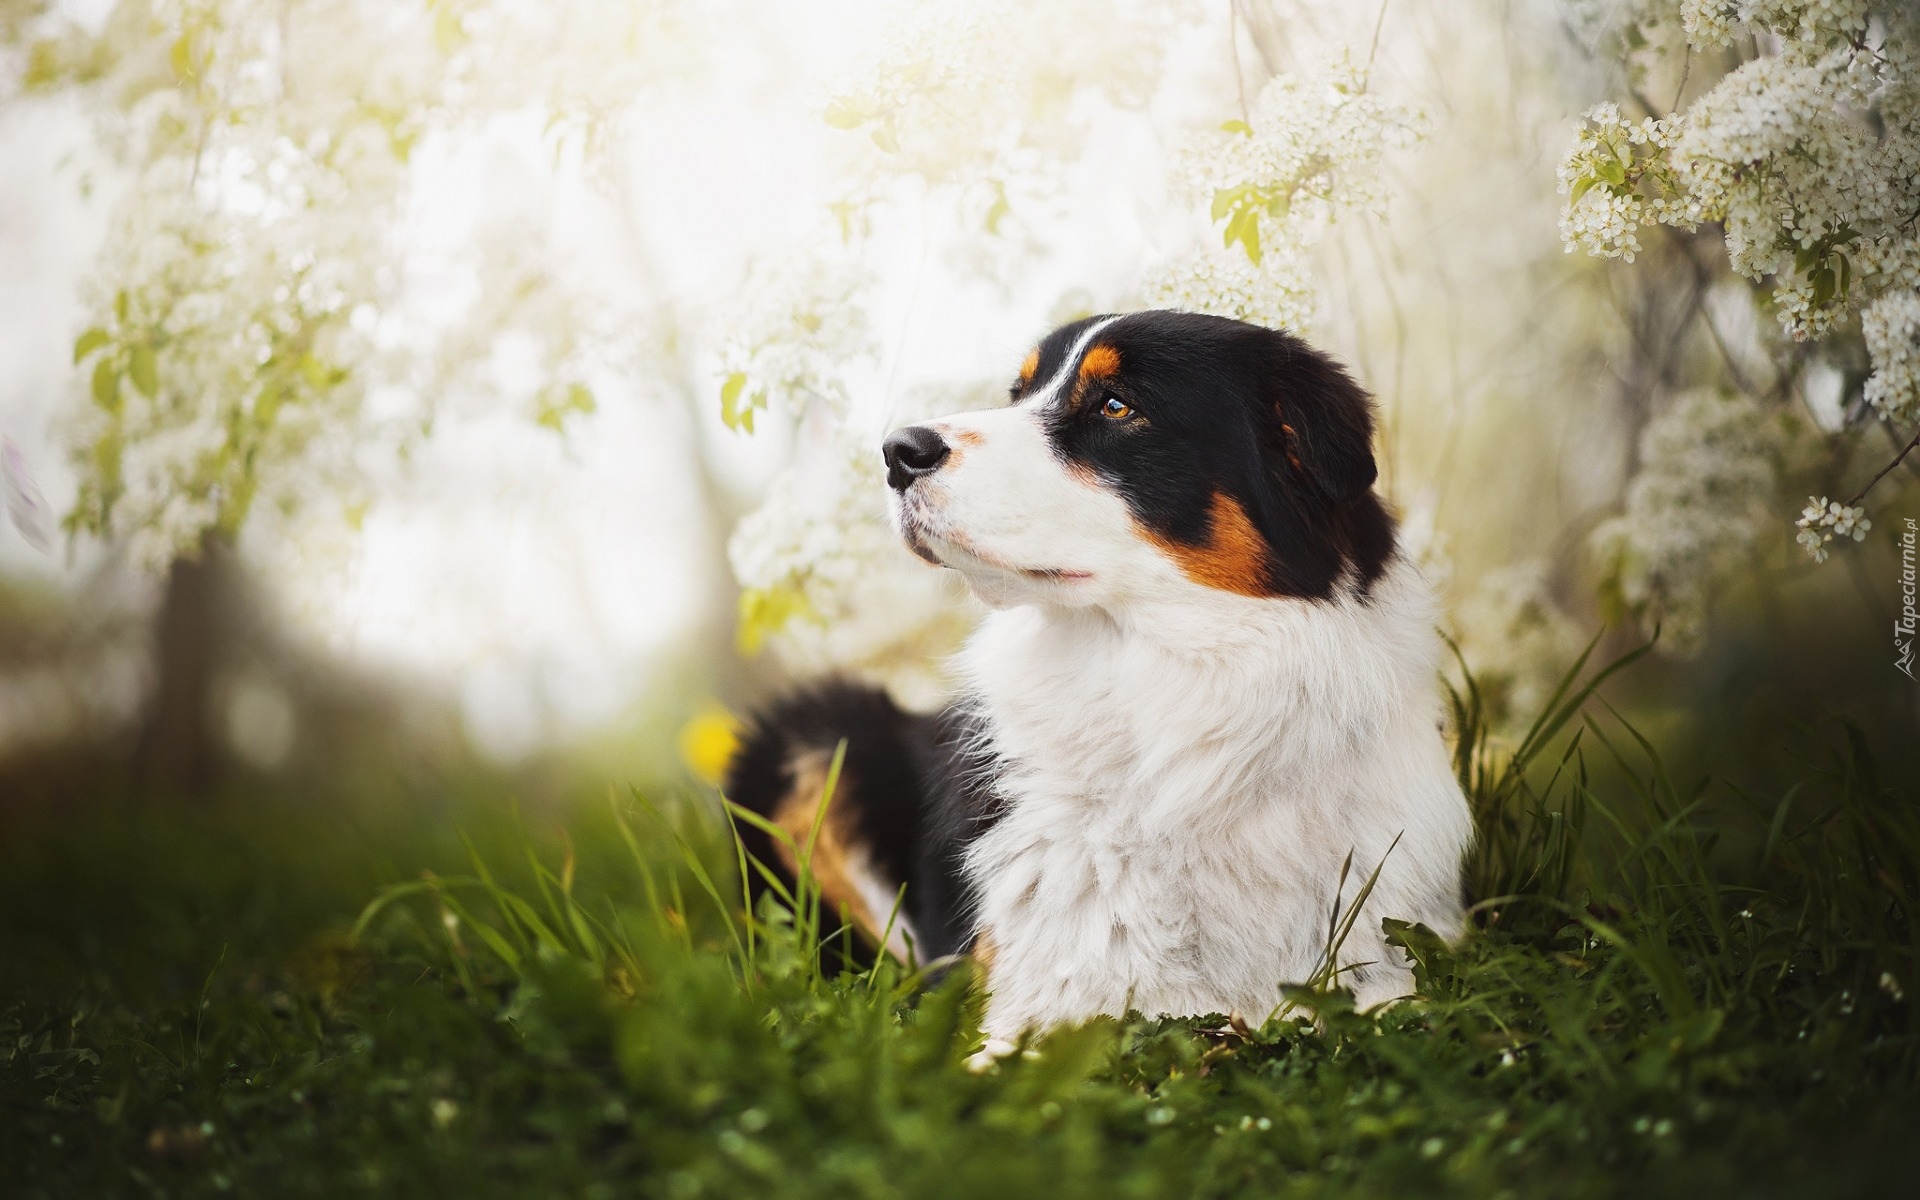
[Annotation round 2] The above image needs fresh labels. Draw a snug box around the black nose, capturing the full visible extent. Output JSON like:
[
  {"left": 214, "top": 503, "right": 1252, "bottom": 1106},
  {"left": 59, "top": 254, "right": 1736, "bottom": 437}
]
[{"left": 881, "top": 425, "right": 951, "bottom": 491}]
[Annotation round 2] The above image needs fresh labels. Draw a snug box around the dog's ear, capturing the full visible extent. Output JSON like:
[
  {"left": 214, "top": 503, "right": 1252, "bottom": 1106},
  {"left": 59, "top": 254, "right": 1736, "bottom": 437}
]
[{"left": 1267, "top": 340, "right": 1378, "bottom": 503}]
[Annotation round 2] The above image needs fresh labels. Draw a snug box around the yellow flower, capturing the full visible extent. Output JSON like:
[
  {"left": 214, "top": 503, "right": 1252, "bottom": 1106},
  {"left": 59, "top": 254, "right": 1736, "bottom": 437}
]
[{"left": 679, "top": 704, "right": 741, "bottom": 786}]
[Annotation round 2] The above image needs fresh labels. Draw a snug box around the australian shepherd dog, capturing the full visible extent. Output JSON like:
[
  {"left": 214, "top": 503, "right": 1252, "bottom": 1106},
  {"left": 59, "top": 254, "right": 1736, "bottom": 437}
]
[{"left": 726, "top": 310, "right": 1470, "bottom": 1057}]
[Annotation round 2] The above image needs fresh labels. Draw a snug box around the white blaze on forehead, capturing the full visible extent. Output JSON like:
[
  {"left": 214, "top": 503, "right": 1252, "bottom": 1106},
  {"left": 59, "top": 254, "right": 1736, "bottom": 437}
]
[{"left": 1023, "top": 315, "right": 1125, "bottom": 410}]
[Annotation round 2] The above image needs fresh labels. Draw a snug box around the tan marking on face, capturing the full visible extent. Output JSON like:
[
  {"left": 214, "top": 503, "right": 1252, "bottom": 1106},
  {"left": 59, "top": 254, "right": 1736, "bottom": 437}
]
[
  {"left": 1064, "top": 458, "right": 1105, "bottom": 489},
  {"left": 1148, "top": 491, "right": 1272, "bottom": 597},
  {"left": 1018, "top": 349, "right": 1039, "bottom": 384},
  {"left": 1079, "top": 343, "right": 1121, "bottom": 379},
  {"left": 948, "top": 428, "right": 984, "bottom": 448},
  {"left": 770, "top": 751, "right": 883, "bottom": 936}
]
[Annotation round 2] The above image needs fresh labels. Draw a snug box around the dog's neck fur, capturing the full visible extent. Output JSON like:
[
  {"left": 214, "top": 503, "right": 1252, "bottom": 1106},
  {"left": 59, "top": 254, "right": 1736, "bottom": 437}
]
[{"left": 955, "top": 555, "right": 1472, "bottom": 1038}]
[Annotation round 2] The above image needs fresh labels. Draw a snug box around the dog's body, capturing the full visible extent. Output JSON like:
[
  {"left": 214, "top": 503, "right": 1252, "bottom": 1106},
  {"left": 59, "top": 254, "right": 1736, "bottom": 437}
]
[{"left": 727, "top": 311, "right": 1470, "bottom": 1044}]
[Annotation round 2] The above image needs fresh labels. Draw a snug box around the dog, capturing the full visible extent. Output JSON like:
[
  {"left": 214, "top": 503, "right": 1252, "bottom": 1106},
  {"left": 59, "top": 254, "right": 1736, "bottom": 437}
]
[{"left": 725, "top": 310, "right": 1471, "bottom": 1054}]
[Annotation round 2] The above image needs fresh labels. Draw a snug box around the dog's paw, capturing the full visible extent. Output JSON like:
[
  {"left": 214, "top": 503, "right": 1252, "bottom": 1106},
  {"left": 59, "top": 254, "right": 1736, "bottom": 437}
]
[{"left": 963, "top": 1037, "right": 1020, "bottom": 1073}]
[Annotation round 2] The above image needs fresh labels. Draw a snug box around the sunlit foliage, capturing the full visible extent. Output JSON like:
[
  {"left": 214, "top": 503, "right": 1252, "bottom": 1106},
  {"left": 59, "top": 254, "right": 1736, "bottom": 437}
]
[{"left": 1561, "top": 0, "right": 1920, "bottom": 569}]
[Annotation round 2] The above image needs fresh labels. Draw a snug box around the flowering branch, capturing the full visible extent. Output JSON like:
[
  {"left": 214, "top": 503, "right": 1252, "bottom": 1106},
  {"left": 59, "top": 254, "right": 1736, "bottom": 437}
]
[
  {"left": 1848, "top": 425, "right": 1920, "bottom": 508},
  {"left": 1561, "top": 1, "right": 1920, "bottom": 569}
]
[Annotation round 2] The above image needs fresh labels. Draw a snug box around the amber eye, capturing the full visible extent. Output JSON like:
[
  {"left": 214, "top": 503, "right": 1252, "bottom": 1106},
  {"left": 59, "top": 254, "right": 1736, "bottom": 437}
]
[{"left": 1100, "top": 396, "right": 1133, "bottom": 419}]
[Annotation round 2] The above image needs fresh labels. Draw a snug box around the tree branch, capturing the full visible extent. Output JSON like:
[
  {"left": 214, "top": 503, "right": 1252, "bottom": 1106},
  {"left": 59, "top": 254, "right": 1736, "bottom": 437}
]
[{"left": 1847, "top": 424, "right": 1920, "bottom": 507}]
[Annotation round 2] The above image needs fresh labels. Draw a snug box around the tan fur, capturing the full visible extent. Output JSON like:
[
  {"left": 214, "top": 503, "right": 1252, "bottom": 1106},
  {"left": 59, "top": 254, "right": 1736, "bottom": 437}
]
[
  {"left": 1148, "top": 491, "right": 1272, "bottom": 598},
  {"left": 770, "top": 752, "right": 884, "bottom": 935},
  {"left": 1079, "top": 343, "right": 1121, "bottom": 379},
  {"left": 972, "top": 930, "right": 999, "bottom": 975}
]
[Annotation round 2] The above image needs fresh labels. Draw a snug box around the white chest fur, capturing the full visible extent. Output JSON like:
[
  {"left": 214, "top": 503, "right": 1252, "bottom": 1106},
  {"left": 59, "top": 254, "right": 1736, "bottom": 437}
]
[{"left": 957, "top": 558, "right": 1472, "bottom": 1037}]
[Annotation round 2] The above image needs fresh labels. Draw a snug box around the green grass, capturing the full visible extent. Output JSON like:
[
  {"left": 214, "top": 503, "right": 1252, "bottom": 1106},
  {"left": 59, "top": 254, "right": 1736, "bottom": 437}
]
[{"left": 4, "top": 649, "right": 1918, "bottom": 1198}]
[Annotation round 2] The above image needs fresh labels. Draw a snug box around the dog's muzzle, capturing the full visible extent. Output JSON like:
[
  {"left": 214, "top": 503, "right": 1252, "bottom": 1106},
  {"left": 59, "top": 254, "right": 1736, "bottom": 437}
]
[{"left": 882, "top": 425, "right": 950, "bottom": 492}]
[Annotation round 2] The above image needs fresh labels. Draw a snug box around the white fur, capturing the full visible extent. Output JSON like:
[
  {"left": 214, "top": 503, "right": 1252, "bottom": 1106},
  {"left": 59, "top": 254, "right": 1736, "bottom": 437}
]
[
  {"left": 957, "top": 560, "right": 1469, "bottom": 1039},
  {"left": 893, "top": 345, "right": 1472, "bottom": 1041}
]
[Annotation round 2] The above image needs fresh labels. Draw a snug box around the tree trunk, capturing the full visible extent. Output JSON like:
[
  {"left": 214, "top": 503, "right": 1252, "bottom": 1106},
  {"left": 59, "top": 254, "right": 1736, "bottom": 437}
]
[{"left": 135, "top": 540, "right": 231, "bottom": 792}]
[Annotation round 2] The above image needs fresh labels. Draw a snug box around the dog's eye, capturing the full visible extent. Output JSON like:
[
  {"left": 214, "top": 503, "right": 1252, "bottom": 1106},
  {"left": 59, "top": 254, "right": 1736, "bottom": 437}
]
[{"left": 1100, "top": 396, "right": 1133, "bottom": 420}]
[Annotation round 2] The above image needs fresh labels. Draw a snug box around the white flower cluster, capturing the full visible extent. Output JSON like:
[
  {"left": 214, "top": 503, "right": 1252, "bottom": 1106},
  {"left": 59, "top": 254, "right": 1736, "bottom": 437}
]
[
  {"left": 1556, "top": 103, "right": 1695, "bottom": 263},
  {"left": 1563, "top": 1, "right": 1920, "bottom": 569},
  {"left": 45, "top": 0, "right": 695, "bottom": 564},
  {"left": 1146, "top": 250, "right": 1314, "bottom": 336},
  {"left": 1148, "top": 65, "right": 1424, "bottom": 330},
  {"left": 1562, "top": 3, "right": 1920, "bottom": 340},
  {"left": 1590, "top": 389, "right": 1801, "bottom": 647},
  {"left": 714, "top": 254, "right": 876, "bottom": 431},
  {"left": 1444, "top": 561, "right": 1586, "bottom": 724},
  {"left": 1678, "top": 0, "right": 1741, "bottom": 46},
  {"left": 1795, "top": 495, "right": 1871, "bottom": 562},
  {"left": 59, "top": 0, "right": 433, "bottom": 565},
  {"left": 820, "top": 0, "right": 1181, "bottom": 195},
  {"left": 1861, "top": 290, "right": 1920, "bottom": 424}
]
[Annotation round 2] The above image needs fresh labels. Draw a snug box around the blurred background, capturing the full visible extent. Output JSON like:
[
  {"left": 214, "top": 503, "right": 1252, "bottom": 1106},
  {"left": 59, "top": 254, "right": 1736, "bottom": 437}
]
[{"left": 0, "top": 0, "right": 1914, "bottom": 815}]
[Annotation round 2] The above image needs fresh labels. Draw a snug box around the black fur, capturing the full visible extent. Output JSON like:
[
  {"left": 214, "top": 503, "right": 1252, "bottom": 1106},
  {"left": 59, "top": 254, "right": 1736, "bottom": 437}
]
[
  {"left": 723, "top": 682, "right": 996, "bottom": 961},
  {"left": 1013, "top": 311, "right": 1395, "bottom": 599}
]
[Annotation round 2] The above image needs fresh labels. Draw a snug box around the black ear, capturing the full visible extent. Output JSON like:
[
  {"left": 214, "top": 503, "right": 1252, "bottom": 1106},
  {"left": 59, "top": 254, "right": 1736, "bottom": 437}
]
[{"left": 1269, "top": 340, "right": 1378, "bottom": 503}]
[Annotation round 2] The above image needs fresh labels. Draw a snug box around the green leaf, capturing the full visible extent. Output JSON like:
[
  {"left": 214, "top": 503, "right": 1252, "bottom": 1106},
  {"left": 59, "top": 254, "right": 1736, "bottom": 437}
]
[
  {"left": 534, "top": 382, "right": 597, "bottom": 433},
  {"left": 984, "top": 183, "right": 1010, "bottom": 236},
  {"left": 72, "top": 328, "right": 111, "bottom": 365},
  {"left": 1223, "top": 209, "right": 1261, "bottom": 265},
  {"left": 719, "top": 372, "right": 746, "bottom": 425},
  {"left": 298, "top": 353, "right": 347, "bottom": 390},
  {"left": 1570, "top": 175, "right": 1596, "bottom": 207},
  {"left": 1210, "top": 185, "right": 1251, "bottom": 223},
  {"left": 720, "top": 372, "right": 764, "bottom": 433},
  {"left": 870, "top": 122, "right": 901, "bottom": 154},
  {"left": 1597, "top": 157, "right": 1627, "bottom": 187},
  {"left": 128, "top": 344, "right": 158, "bottom": 398},
  {"left": 1218, "top": 119, "right": 1254, "bottom": 136},
  {"left": 91, "top": 359, "right": 121, "bottom": 413},
  {"left": 822, "top": 97, "right": 868, "bottom": 129},
  {"left": 1795, "top": 244, "right": 1819, "bottom": 275},
  {"left": 113, "top": 290, "right": 129, "bottom": 323},
  {"left": 432, "top": 4, "right": 468, "bottom": 53},
  {"left": 1812, "top": 266, "right": 1836, "bottom": 307},
  {"left": 254, "top": 384, "right": 286, "bottom": 430},
  {"left": 22, "top": 40, "right": 62, "bottom": 90},
  {"left": 737, "top": 585, "right": 822, "bottom": 654}
]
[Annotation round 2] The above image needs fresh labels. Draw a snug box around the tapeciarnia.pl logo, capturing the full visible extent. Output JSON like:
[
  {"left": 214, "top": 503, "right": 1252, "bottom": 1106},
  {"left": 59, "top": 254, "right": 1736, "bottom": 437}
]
[{"left": 1900, "top": 517, "right": 1917, "bottom": 680}]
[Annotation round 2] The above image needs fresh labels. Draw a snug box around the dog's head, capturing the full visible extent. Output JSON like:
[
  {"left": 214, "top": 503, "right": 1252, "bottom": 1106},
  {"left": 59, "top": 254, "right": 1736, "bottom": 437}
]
[{"left": 883, "top": 310, "right": 1395, "bottom": 610}]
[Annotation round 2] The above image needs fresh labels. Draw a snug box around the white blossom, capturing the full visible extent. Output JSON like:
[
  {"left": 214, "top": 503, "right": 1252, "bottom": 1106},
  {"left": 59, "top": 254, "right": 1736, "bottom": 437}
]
[
  {"left": 1793, "top": 494, "right": 1871, "bottom": 562},
  {"left": 1862, "top": 291, "right": 1920, "bottom": 424},
  {"left": 1145, "top": 250, "right": 1314, "bottom": 334},
  {"left": 1444, "top": 562, "right": 1585, "bottom": 722},
  {"left": 1591, "top": 390, "right": 1801, "bottom": 647},
  {"left": 715, "top": 252, "right": 877, "bottom": 430},
  {"left": 1559, "top": 1, "right": 1920, "bottom": 569},
  {"left": 819, "top": 0, "right": 1184, "bottom": 196},
  {"left": 1148, "top": 65, "right": 1424, "bottom": 329}
]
